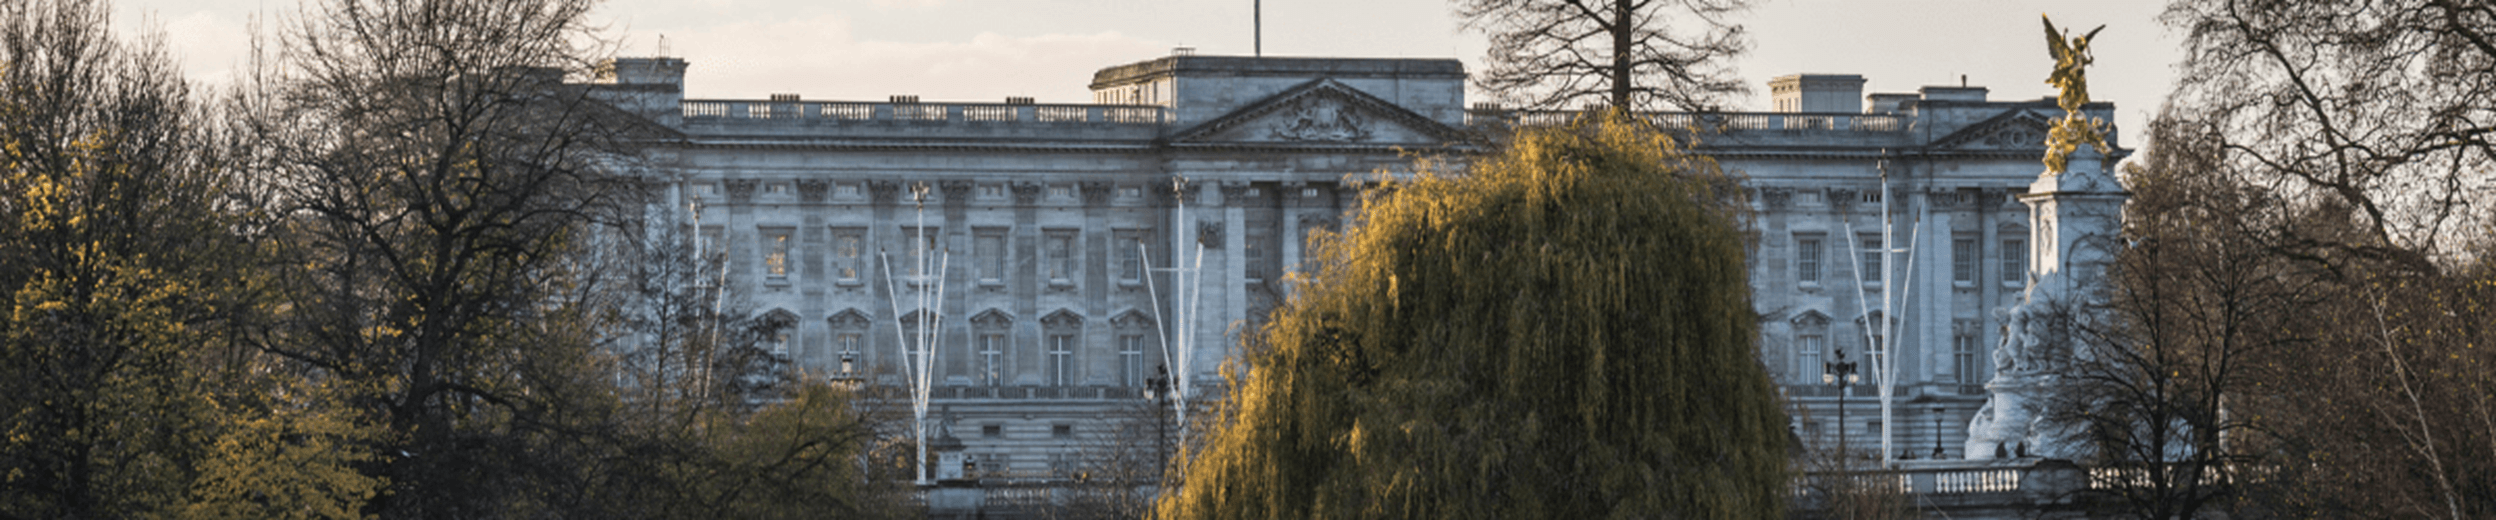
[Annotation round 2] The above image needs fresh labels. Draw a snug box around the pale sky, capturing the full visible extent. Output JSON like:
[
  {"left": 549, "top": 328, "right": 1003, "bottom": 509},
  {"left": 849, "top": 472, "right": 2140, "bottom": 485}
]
[{"left": 117, "top": 0, "right": 2176, "bottom": 145}]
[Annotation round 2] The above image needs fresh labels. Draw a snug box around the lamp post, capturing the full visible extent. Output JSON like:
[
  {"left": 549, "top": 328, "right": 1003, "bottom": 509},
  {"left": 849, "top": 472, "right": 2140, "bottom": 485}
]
[
  {"left": 1824, "top": 349, "right": 1860, "bottom": 467},
  {"left": 1147, "top": 364, "right": 1172, "bottom": 484},
  {"left": 1932, "top": 405, "right": 1948, "bottom": 460}
]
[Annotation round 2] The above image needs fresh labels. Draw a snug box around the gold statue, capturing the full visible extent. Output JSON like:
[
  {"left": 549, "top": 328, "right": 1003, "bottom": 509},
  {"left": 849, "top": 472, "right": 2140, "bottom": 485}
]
[{"left": 2041, "top": 15, "right": 2109, "bottom": 174}]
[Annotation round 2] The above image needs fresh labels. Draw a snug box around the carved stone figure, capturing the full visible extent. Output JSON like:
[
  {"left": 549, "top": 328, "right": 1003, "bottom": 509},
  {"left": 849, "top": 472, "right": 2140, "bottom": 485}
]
[{"left": 1269, "top": 98, "right": 1370, "bottom": 142}]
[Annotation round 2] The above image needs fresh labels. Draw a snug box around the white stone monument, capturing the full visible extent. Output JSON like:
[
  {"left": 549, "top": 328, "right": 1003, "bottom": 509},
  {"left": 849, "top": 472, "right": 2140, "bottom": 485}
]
[
  {"left": 1964, "top": 145, "right": 2125, "bottom": 460},
  {"left": 1965, "top": 16, "right": 2129, "bottom": 461}
]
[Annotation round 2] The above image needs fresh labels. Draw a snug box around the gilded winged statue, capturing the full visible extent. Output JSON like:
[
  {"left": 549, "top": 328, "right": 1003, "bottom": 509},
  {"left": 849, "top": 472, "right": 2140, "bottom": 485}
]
[{"left": 2041, "top": 15, "right": 2109, "bottom": 174}]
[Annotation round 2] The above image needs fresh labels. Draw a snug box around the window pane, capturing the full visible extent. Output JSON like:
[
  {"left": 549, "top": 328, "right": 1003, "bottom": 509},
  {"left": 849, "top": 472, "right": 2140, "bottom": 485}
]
[
  {"left": 1245, "top": 226, "right": 1269, "bottom": 280},
  {"left": 1119, "top": 236, "right": 1143, "bottom": 281},
  {"left": 765, "top": 232, "right": 789, "bottom": 277},
  {"left": 1048, "top": 335, "right": 1073, "bottom": 385},
  {"left": 835, "top": 233, "right": 861, "bottom": 279},
  {"left": 1797, "top": 238, "right": 1821, "bottom": 283},
  {"left": 977, "top": 235, "right": 1004, "bottom": 280},
  {"left": 981, "top": 334, "right": 1004, "bottom": 386},
  {"left": 1119, "top": 335, "right": 1143, "bottom": 387},
  {"left": 1046, "top": 236, "right": 1072, "bottom": 280},
  {"left": 1860, "top": 233, "right": 1882, "bottom": 282},
  {"left": 1799, "top": 335, "right": 1823, "bottom": 381},
  {"left": 1953, "top": 238, "right": 1976, "bottom": 282},
  {"left": 1953, "top": 334, "right": 1979, "bottom": 384},
  {"left": 2002, "top": 239, "right": 2026, "bottom": 283}
]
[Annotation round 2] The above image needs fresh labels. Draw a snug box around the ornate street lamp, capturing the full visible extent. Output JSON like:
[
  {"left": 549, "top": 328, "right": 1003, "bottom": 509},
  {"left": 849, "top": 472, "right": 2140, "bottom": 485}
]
[
  {"left": 1824, "top": 349, "right": 1860, "bottom": 466},
  {"left": 1147, "top": 364, "right": 1172, "bottom": 484},
  {"left": 1932, "top": 405, "right": 1948, "bottom": 460}
]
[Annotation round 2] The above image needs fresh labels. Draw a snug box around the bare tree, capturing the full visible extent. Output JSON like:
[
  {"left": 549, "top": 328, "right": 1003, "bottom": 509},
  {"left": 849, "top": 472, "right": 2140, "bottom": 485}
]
[
  {"left": 2046, "top": 114, "right": 2318, "bottom": 519},
  {"left": 1457, "top": 0, "right": 1754, "bottom": 111},
  {"left": 239, "top": 0, "right": 653, "bottom": 515},
  {"left": 2164, "top": 2, "right": 2496, "bottom": 516},
  {"left": 2164, "top": 0, "right": 2496, "bottom": 272}
]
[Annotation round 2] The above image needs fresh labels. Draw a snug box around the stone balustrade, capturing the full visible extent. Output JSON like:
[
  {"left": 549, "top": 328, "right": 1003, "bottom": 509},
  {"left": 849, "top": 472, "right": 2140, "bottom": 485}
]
[
  {"left": 847, "top": 384, "right": 1151, "bottom": 401},
  {"left": 1469, "top": 109, "right": 1910, "bottom": 133},
  {"left": 680, "top": 99, "right": 1170, "bottom": 125},
  {"left": 907, "top": 458, "right": 2105, "bottom": 519}
]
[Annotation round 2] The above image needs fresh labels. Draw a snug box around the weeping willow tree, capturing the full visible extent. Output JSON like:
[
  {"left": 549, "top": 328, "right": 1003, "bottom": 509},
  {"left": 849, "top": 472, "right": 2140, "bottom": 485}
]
[{"left": 1160, "top": 113, "right": 1785, "bottom": 519}]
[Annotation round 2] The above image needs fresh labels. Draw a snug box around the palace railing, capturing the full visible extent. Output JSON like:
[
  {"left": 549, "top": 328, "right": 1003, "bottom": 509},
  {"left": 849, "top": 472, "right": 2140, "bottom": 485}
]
[{"left": 681, "top": 99, "right": 1170, "bottom": 125}]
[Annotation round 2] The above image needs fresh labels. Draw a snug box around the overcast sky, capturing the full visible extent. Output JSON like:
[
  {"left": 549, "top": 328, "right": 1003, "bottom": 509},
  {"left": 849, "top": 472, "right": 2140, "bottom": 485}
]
[{"left": 116, "top": 0, "right": 2176, "bottom": 145}]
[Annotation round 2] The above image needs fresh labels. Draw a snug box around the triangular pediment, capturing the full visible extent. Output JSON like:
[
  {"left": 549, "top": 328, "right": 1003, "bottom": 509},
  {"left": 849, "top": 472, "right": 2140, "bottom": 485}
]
[
  {"left": 1170, "top": 79, "right": 1472, "bottom": 146},
  {"left": 1931, "top": 108, "right": 2056, "bottom": 151}
]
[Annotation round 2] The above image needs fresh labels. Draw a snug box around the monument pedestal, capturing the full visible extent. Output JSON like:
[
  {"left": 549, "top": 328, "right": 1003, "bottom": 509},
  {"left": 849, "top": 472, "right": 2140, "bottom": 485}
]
[{"left": 1964, "top": 146, "right": 2126, "bottom": 460}]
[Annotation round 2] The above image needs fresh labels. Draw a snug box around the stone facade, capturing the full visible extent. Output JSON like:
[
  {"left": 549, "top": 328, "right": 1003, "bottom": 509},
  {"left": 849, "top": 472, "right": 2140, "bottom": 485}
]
[{"left": 586, "top": 52, "right": 2121, "bottom": 476}]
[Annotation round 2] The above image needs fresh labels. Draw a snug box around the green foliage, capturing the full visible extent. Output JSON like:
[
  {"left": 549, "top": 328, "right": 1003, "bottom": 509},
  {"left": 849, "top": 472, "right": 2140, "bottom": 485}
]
[
  {"left": 1162, "top": 112, "right": 1786, "bottom": 519},
  {"left": 679, "top": 381, "right": 904, "bottom": 520}
]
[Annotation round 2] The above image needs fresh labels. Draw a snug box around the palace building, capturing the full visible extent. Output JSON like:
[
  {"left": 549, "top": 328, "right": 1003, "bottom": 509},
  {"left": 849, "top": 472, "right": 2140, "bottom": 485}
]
[{"left": 585, "top": 54, "right": 2120, "bottom": 476}]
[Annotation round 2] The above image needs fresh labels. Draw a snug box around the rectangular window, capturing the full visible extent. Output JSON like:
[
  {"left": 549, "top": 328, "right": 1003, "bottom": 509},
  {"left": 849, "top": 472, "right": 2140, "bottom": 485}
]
[
  {"left": 833, "top": 229, "right": 863, "bottom": 280},
  {"left": 836, "top": 333, "right": 861, "bottom": 374},
  {"left": 1120, "top": 335, "right": 1144, "bottom": 387},
  {"left": 1796, "top": 236, "right": 1822, "bottom": 284},
  {"left": 764, "top": 230, "right": 791, "bottom": 277},
  {"left": 836, "top": 183, "right": 859, "bottom": 197},
  {"left": 904, "top": 228, "right": 939, "bottom": 277},
  {"left": 1954, "top": 333, "right": 1980, "bottom": 384},
  {"left": 1116, "top": 232, "right": 1144, "bottom": 282},
  {"left": 1860, "top": 233, "right": 1884, "bottom": 283},
  {"left": 980, "top": 334, "right": 1005, "bottom": 386},
  {"left": 1045, "top": 231, "right": 1076, "bottom": 282},
  {"left": 975, "top": 231, "right": 1005, "bottom": 282},
  {"left": 1798, "top": 335, "right": 1824, "bottom": 381},
  {"left": 1953, "top": 238, "right": 1977, "bottom": 283},
  {"left": 770, "top": 330, "right": 789, "bottom": 357},
  {"left": 2002, "top": 238, "right": 2026, "bottom": 284},
  {"left": 1863, "top": 188, "right": 1883, "bottom": 204},
  {"left": 1245, "top": 225, "right": 1271, "bottom": 280},
  {"left": 1048, "top": 334, "right": 1074, "bottom": 385}
]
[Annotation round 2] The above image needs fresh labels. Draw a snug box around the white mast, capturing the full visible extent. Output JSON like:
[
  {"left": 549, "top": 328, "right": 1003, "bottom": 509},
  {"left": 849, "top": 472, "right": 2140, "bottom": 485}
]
[
  {"left": 1846, "top": 155, "right": 1924, "bottom": 466},
  {"left": 880, "top": 182, "right": 948, "bottom": 486},
  {"left": 1141, "top": 177, "right": 1206, "bottom": 451}
]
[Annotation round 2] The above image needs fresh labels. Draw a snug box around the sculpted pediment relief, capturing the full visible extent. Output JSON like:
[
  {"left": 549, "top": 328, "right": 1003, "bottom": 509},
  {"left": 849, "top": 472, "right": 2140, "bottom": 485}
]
[
  {"left": 1171, "top": 79, "right": 1470, "bottom": 146},
  {"left": 1266, "top": 97, "right": 1373, "bottom": 142},
  {"left": 1933, "top": 108, "right": 2057, "bottom": 151}
]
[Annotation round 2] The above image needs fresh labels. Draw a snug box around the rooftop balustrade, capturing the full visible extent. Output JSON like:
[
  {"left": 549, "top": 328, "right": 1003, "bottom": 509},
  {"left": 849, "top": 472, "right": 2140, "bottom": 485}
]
[
  {"left": 1468, "top": 109, "right": 1910, "bottom": 133},
  {"left": 680, "top": 99, "right": 1169, "bottom": 125}
]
